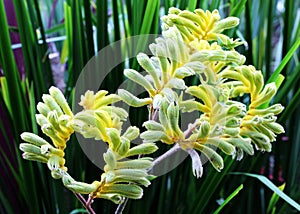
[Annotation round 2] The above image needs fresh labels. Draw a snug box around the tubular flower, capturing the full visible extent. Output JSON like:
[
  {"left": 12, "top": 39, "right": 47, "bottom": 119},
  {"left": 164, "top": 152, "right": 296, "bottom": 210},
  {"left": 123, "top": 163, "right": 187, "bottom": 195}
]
[
  {"left": 36, "top": 86, "right": 74, "bottom": 149},
  {"left": 20, "top": 87, "right": 74, "bottom": 177},
  {"left": 219, "top": 65, "right": 285, "bottom": 152},
  {"left": 141, "top": 99, "right": 184, "bottom": 145},
  {"left": 20, "top": 132, "right": 67, "bottom": 176},
  {"left": 118, "top": 27, "right": 198, "bottom": 108},
  {"left": 90, "top": 127, "right": 158, "bottom": 203},
  {"left": 20, "top": 86, "right": 74, "bottom": 176},
  {"left": 162, "top": 7, "right": 240, "bottom": 44},
  {"left": 74, "top": 90, "right": 127, "bottom": 142}
]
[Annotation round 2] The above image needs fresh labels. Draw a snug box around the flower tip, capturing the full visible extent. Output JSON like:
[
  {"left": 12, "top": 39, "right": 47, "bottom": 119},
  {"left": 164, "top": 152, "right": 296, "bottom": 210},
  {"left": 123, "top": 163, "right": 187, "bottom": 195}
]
[
  {"left": 20, "top": 132, "right": 28, "bottom": 141},
  {"left": 22, "top": 152, "right": 28, "bottom": 159},
  {"left": 188, "top": 149, "right": 203, "bottom": 178},
  {"left": 49, "top": 85, "right": 58, "bottom": 92}
]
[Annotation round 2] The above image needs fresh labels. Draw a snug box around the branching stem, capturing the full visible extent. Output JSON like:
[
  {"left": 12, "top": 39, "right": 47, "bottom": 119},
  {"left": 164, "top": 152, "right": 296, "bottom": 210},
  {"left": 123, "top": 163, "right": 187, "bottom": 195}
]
[{"left": 73, "top": 192, "right": 96, "bottom": 214}]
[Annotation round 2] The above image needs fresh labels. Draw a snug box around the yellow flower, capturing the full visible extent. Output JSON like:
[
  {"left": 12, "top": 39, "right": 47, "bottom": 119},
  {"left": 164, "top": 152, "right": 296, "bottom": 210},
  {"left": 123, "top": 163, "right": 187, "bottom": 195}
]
[
  {"left": 162, "top": 7, "right": 239, "bottom": 43},
  {"left": 74, "top": 90, "right": 127, "bottom": 142}
]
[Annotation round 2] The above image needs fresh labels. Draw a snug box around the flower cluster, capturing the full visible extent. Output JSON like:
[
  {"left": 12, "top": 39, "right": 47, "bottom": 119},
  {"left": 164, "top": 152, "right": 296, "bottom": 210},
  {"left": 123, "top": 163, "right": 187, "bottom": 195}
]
[
  {"left": 119, "top": 7, "right": 284, "bottom": 177},
  {"left": 20, "top": 86, "right": 74, "bottom": 177},
  {"left": 20, "top": 7, "right": 285, "bottom": 207},
  {"left": 20, "top": 87, "right": 157, "bottom": 204}
]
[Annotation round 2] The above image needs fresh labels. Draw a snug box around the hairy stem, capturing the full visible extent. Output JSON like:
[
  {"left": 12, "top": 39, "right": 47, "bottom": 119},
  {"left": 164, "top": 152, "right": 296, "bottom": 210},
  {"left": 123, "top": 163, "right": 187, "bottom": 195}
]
[
  {"left": 150, "top": 143, "right": 181, "bottom": 168},
  {"left": 184, "top": 122, "right": 200, "bottom": 138}
]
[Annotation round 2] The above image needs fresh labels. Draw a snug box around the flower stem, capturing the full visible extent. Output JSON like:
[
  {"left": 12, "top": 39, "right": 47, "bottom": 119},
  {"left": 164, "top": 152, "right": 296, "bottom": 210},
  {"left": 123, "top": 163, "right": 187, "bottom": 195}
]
[
  {"left": 86, "top": 195, "right": 96, "bottom": 214},
  {"left": 73, "top": 192, "right": 96, "bottom": 214},
  {"left": 150, "top": 143, "right": 181, "bottom": 168},
  {"left": 114, "top": 198, "right": 129, "bottom": 214}
]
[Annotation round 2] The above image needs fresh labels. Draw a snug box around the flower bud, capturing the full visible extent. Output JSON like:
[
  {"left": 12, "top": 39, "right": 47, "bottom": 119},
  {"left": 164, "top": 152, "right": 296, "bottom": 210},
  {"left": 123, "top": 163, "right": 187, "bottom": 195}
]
[
  {"left": 94, "top": 90, "right": 109, "bottom": 101},
  {"left": 118, "top": 89, "right": 152, "bottom": 107},
  {"left": 103, "top": 149, "right": 117, "bottom": 170},
  {"left": 122, "top": 126, "right": 140, "bottom": 141},
  {"left": 152, "top": 94, "right": 163, "bottom": 109},
  {"left": 168, "top": 7, "right": 181, "bottom": 15},
  {"left": 51, "top": 170, "right": 62, "bottom": 179},
  {"left": 186, "top": 86, "right": 212, "bottom": 109},
  {"left": 194, "top": 143, "right": 224, "bottom": 172},
  {"left": 214, "top": 17, "right": 239, "bottom": 32},
  {"left": 224, "top": 127, "right": 240, "bottom": 136},
  {"left": 264, "top": 122, "right": 285, "bottom": 134},
  {"left": 137, "top": 53, "right": 161, "bottom": 89},
  {"left": 101, "top": 184, "right": 143, "bottom": 200},
  {"left": 93, "top": 94, "right": 121, "bottom": 109},
  {"left": 113, "top": 169, "right": 148, "bottom": 178},
  {"left": 174, "top": 66, "right": 195, "bottom": 78},
  {"left": 106, "top": 128, "right": 121, "bottom": 151},
  {"left": 48, "top": 111, "right": 69, "bottom": 136},
  {"left": 126, "top": 143, "right": 158, "bottom": 157},
  {"left": 140, "top": 130, "right": 172, "bottom": 144},
  {"left": 42, "top": 94, "right": 63, "bottom": 116},
  {"left": 248, "top": 104, "right": 284, "bottom": 115},
  {"left": 226, "top": 102, "right": 246, "bottom": 117},
  {"left": 117, "top": 137, "right": 130, "bottom": 156},
  {"left": 250, "top": 83, "right": 277, "bottom": 108},
  {"left": 198, "top": 120, "right": 210, "bottom": 138},
  {"left": 101, "top": 106, "right": 128, "bottom": 120},
  {"left": 124, "top": 69, "right": 155, "bottom": 96},
  {"left": 167, "top": 103, "right": 184, "bottom": 139},
  {"left": 20, "top": 132, "right": 50, "bottom": 146},
  {"left": 66, "top": 180, "right": 101, "bottom": 194},
  {"left": 115, "top": 158, "right": 153, "bottom": 170},
  {"left": 22, "top": 152, "right": 48, "bottom": 163},
  {"left": 35, "top": 114, "right": 49, "bottom": 127},
  {"left": 205, "top": 138, "right": 236, "bottom": 155},
  {"left": 143, "top": 120, "right": 165, "bottom": 131},
  {"left": 37, "top": 102, "right": 51, "bottom": 116},
  {"left": 49, "top": 86, "right": 73, "bottom": 116},
  {"left": 102, "top": 171, "right": 115, "bottom": 183},
  {"left": 242, "top": 131, "right": 271, "bottom": 152},
  {"left": 58, "top": 115, "right": 74, "bottom": 131},
  {"left": 95, "top": 110, "right": 112, "bottom": 127},
  {"left": 19, "top": 143, "right": 42, "bottom": 155},
  {"left": 224, "top": 137, "right": 254, "bottom": 155},
  {"left": 179, "top": 100, "right": 210, "bottom": 113},
  {"left": 41, "top": 124, "right": 66, "bottom": 148},
  {"left": 166, "top": 78, "right": 187, "bottom": 89}
]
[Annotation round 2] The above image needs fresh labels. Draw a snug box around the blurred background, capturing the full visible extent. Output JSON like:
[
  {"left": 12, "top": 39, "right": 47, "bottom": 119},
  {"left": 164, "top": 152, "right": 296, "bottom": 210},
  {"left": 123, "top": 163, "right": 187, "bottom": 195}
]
[{"left": 0, "top": 0, "right": 299, "bottom": 213}]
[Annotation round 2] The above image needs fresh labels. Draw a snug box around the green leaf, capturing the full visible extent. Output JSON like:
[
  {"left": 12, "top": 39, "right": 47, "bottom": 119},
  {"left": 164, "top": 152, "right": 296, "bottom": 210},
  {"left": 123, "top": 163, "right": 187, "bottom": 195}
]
[
  {"left": 267, "top": 183, "right": 285, "bottom": 214},
  {"left": 213, "top": 184, "right": 244, "bottom": 214},
  {"left": 266, "top": 37, "right": 300, "bottom": 84},
  {"left": 231, "top": 173, "right": 300, "bottom": 211}
]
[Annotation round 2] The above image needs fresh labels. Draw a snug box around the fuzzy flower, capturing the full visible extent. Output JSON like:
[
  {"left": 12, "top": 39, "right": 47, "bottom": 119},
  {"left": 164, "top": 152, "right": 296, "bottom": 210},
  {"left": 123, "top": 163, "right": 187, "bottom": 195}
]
[
  {"left": 162, "top": 7, "right": 239, "bottom": 43},
  {"left": 35, "top": 86, "right": 74, "bottom": 149},
  {"left": 74, "top": 90, "right": 127, "bottom": 142},
  {"left": 89, "top": 126, "right": 158, "bottom": 203}
]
